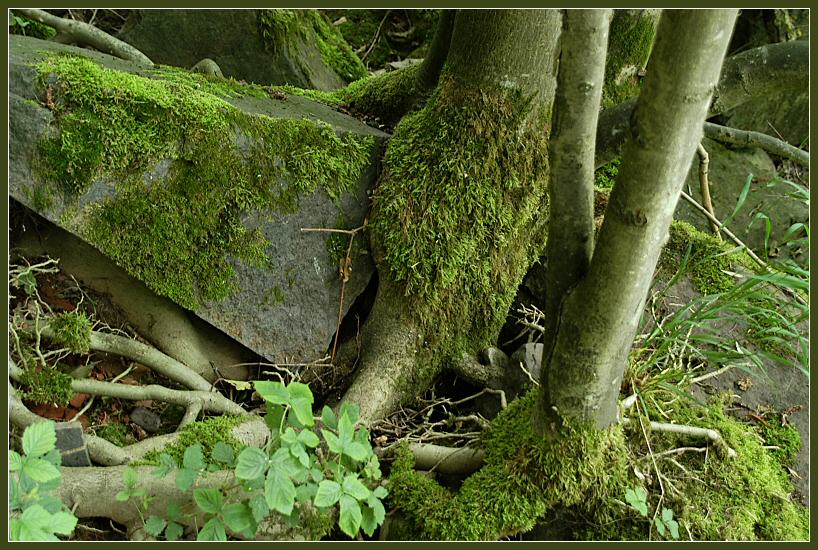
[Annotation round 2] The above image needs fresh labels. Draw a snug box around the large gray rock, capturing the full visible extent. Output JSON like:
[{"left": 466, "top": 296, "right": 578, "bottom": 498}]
[
  {"left": 117, "top": 9, "right": 355, "bottom": 89},
  {"left": 674, "top": 137, "right": 809, "bottom": 264},
  {"left": 9, "top": 36, "right": 389, "bottom": 368}
]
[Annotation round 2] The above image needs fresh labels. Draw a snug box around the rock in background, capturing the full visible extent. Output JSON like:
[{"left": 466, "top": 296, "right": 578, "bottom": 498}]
[{"left": 9, "top": 35, "right": 389, "bottom": 370}]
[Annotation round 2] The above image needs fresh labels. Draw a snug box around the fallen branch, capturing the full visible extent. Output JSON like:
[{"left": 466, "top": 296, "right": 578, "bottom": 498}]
[
  {"left": 703, "top": 122, "right": 809, "bottom": 167},
  {"left": 378, "top": 442, "right": 485, "bottom": 476},
  {"left": 13, "top": 8, "right": 153, "bottom": 67}
]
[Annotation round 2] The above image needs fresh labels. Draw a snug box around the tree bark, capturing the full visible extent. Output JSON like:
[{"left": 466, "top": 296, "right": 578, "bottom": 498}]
[
  {"left": 341, "top": 10, "right": 560, "bottom": 424},
  {"left": 414, "top": 10, "right": 456, "bottom": 92},
  {"left": 539, "top": 9, "right": 738, "bottom": 431}
]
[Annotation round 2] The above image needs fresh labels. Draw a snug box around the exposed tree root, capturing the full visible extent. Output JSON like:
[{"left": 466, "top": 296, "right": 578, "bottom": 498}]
[
  {"left": 13, "top": 8, "right": 153, "bottom": 66},
  {"left": 703, "top": 121, "right": 809, "bottom": 167},
  {"left": 390, "top": 442, "right": 485, "bottom": 476}
]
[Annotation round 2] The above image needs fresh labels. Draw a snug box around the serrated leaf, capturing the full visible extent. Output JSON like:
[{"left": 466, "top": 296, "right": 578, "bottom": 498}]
[
  {"left": 662, "top": 507, "right": 673, "bottom": 522},
  {"left": 355, "top": 426, "right": 370, "bottom": 445},
  {"left": 255, "top": 380, "right": 289, "bottom": 404},
  {"left": 144, "top": 515, "right": 166, "bottom": 537},
  {"left": 249, "top": 494, "right": 269, "bottom": 523},
  {"left": 281, "top": 427, "right": 298, "bottom": 445},
  {"left": 197, "top": 517, "right": 227, "bottom": 541},
  {"left": 290, "top": 442, "right": 310, "bottom": 468},
  {"left": 342, "top": 474, "right": 370, "bottom": 501},
  {"left": 271, "top": 447, "right": 301, "bottom": 477},
  {"left": 193, "top": 488, "right": 224, "bottom": 514},
  {"left": 290, "top": 397, "right": 314, "bottom": 427},
  {"left": 43, "top": 448, "right": 62, "bottom": 467},
  {"left": 321, "top": 406, "right": 338, "bottom": 430},
  {"left": 265, "top": 402, "right": 286, "bottom": 435},
  {"left": 37, "top": 495, "right": 64, "bottom": 515},
  {"left": 265, "top": 468, "right": 296, "bottom": 516},
  {"left": 22, "top": 422, "right": 56, "bottom": 457},
  {"left": 164, "top": 521, "right": 184, "bottom": 541},
  {"left": 175, "top": 468, "right": 198, "bottom": 492},
  {"left": 182, "top": 444, "right": 205, "bottom": 470},
  {"left": 338, "top": 494, "right": 362, "bottom": 538},
  {"left": 342, "top": 441, "right": 369, "bottom": 462},
  {"left": 295, "top": 482, "right": 319, "bottom": 504},
  {"left": 211, "top": 442, "right": 235, "bottom": 466},
  {"left": 235, "top": 447, "right": 268, "bottom": 481},
  {"left": 50, "top": 511, "right": 77, "bottom": 535},
  {"left": 373, "top": 486, "right": 388, "bottom": 499},
  {"left": 668, "top": 519, "right": 680, "bottom": 540},
  {"left": 21, "top": 504, "right": 52, "bottom": 529},
  {"left": 122, "top": 466, "right": 138, "bottom": 488},
  {"left": 322, "top": 429, "right": 342, "bottom": 454},
  {"left": 222, "top": 502, "right": 254, "bottom": 534},
  {"left": 314, "top": 480, "right": 342, "bottom": 508},
  {"left": 298, "top": 429, "right": 320, "bottom": 448},
  {"left": 338, "top": 413, "right": 354, "bottom": 445},
  {"left": 152, "top": 453, "right": 177, "bottom": 478},
  {"left": 115, "top": 490, "right": 131, "bottom": 502},
  {"left": 22, "top": 458, "right": 60, "bottom": 483},
  {"left": 310, "top": 468, "right": 325, "bottom": 482},
  {"left": 367, "top": 494, "right": 386, "bottom": 526}
]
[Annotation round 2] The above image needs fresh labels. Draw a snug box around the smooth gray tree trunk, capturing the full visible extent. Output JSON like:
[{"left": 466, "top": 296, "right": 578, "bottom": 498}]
[{"left": 539, "top": 9, "right": 738, "bottom": 431}]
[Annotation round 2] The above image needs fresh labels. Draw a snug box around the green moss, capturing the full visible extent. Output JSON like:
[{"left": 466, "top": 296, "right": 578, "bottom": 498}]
[
  {"left": 259, "top": 9, "right": 367, "bottom": 83},
  {"left": 263, "top": 286, "right": 286, "bottom": 306},
  {"left": 9, "top": 15, "right": 57, "bottom": 40},
  {"left": 661, "top": 221, "right": 755, "bottom": 295},
  {"left": 273, "top": 85, "right": 343, "bottom": 106},
  {"left": 340, "top": 65, "right": 422, "bottom": 126},
  {"left": 388, "top": 391, "right": 633, "bottom": 540},
  {"left": 758, "top": 417, "right": 801, "bottom": 465},
  {"left": 372, "top": 76, "right": 550, "bottom": 364},
  {"left": 139, "top": 415, "right": 247, "bottom": 466},
  {"left": 150, "top": 64, "right": 269, "bottom": 100},
  {"left": 35, "top": 53, "right": 373, "bottom": 310},
  {"left": 96, "top": 423, "right": 130, "bottom": 447},
  {"left": 19, "top": 365, "right": 74, "bottom": 406},
  {"left": 602, "top": 12, "right": 657, "bottom": 108},
  {"left": 47, "top": 310, "right": 93, "bottom": 354},
  {"left": 594, "top": 158, "right": 620, "bottom": 190}
]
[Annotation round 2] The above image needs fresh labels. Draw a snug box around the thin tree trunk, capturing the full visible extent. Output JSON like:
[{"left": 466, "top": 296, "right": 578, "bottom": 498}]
[
  {"left": 539, "top": 9, "right": 738, "bottom": 431},
  {"left": 414, "top": 10, "right": 456, "bottom": 92},
  {"left": 538, "top": 9, "right": 611, "bottom": 402}
]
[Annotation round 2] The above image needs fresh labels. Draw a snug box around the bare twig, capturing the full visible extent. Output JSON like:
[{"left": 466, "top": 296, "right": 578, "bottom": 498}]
[
  {"left": 696, "top": 143, "right": 721, "bottom": 239},
  {"left": 690, "top": 364, "right": 734, "bottom": 384},
  {"left": 361, "top": 10, "right": 391, "bottom": 61},
  {"left": 703, "top": 121, "right": 809, "bottom": 167}
]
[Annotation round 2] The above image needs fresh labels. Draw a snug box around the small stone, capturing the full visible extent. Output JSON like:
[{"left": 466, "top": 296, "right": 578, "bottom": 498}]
[
  {"left": 130, "top": 406, "right": 162, "bottom": 433},
  {"left": 54, "top": 421, "right": 91, "bottom": 467}
]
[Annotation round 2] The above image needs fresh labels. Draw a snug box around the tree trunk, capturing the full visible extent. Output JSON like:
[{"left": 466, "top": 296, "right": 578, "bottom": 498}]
[
  {"left": 341, "top": 10, "right": 561, "bottom": 423},
  {"left": 602, "top": 9, "right": 659, "bottom": 108},
  {"left": 539, "top": 9, "right": 738, "bottom": 431}
]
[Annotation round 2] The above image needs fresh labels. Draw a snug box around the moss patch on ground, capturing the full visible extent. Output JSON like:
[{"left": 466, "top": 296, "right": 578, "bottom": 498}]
[
  {"left": 34, "top": 53, "right": 373, "bottom": 310},
  {"left": 371, "top": 76, "right": 550, "bottom": 365}
]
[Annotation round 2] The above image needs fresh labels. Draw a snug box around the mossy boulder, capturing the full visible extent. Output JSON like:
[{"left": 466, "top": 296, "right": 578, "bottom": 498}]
[
  {"left": 117, "top": 9, "right": 366, "bottom": 90},
  {"left": 9, "top": 35, "right": 388, "bottom": 367}
]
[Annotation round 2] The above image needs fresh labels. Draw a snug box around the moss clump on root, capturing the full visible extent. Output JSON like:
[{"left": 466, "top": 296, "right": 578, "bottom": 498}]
[
  {"left": 139, "top": 415, "right": 247, "bottom": 466},
  {"left": 47, "top": 310, "right": 93, "bottom": 354},
  {"left": 371, "top": 77, "right": 550, "bottom": 365},
  {"left": 35, "top": 53, "right": 373, "bottom": 310},
  {"left": 19, "top": 365, "right": 74, "bottom": 406},
  {"left": 387, "top": 391, "right": 634, "bottom": 540}
]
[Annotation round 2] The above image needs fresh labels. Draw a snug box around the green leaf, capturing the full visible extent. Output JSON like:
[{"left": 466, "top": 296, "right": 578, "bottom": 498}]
[
  {"left": 9, "top": 450, "right": 22, "bottom": 471},
  {"left": 182, "top": 444, "right": 205, "bottom": 470},
  {"left": 367, "top": 494, "right": 386, "bottom": 526},
  {"left": 338, "top": 412, "right": 354, "bottom": 445},
  {"left": 144, "top": 516, "right": 167, "bottom": 537},
  {"left": 314, "top": 480, "right": 342, "bottom": 508},
  {"left": 295, "top": 482, "right": 319, "bottom": 504},
  {"left": 175, "top": 468, "right": 198, "bottom": 492},
  {"left": 22, "top": 458, "right": 60, "bottom": 483},
  {"left": 164, "top": 522, "right": 184, "bottom": 541},
  {"left": 654, "top": 517, "right": 666, "bottom": 536},
  {"left": 43, "top": 448, "right": 62, "bottom": 467},
  {"left": 342, "top": 441, "right": 369, "bottom": 462},
  {"left": 360, "top": 505, "right": 378, "bottom": 537},
  {"left": 281, "top": 427, "right": 298, "bottom": 445},
  {"left": 298, "top": 429, "right": 320, "bottom": 448},
  {"left": 290, "top": 442, "right": 310, "bottom": 468},
  {"left": 21, "top": 504, "right": 51, "bottom": 529},
  {"left": 662, "top": 507, "right": 673, "bottom": 522},
  {"left": 211, "top": 442, "right": 235, "bottom": 466},
  {"left": 197, "top": 517, "right": 227, "bottom": 541},
  {"left": 265, "top": 402, "right": 286, "bottom": 435},
  {"left": 338, "top": 494, "right": 362, "bottom": 538},
  {"left": 265, "top": 468, "right": 296, "bottom": 516},
  {"left": 290, "top": 397, "right": 314, "bottom": 427},
  {"left": 342, "top": 474, "right": 370, "bottom": 501},
  {"left": 322, "top": 429, "right": 342, "bottom": 454},
  {"left": 235, "top": 447, "right": 268, "bottom": 481},
  {"left": 122, "top": 466, "right": 138, "bottom": 488},
  {"left": 166, "top": 503, "right": 182, "bottom": 521},
  {"left": 373, "top": 486, "right": 388, "bottom": 499},
  {"left": 668, "top": 519, "right": 680, "bottom": 540},
  {"left": 222, "top": 502, "right": 254, "bottom": 534},
  {"left": 50, "top": 511, "right": 78, "bottom": 535},
  {"left": 271, "top": 447, "right": 301, "bottom": 477},
  {"left": 152, "top": 453, "right": 177, "bottom": 478},
  {"left": 310, "top": 468, "right": 325, "bottom": 482},
  {"left": 249, "top": 494, "right": 269, "bottom": 523},
  {"left": 339, "top": 402, "right": 359, "bottom": 425},
  {"left": 193, "top": 488, "right": 224, "bottom": 514},
  {"left": 22, "top": 421, "right": 56, "bottom": 457},
  {"left": 287, "top": 382, "right": 314, "bottom": 403},
  {"left": 321, "top": 406, "right": 338, "bottom": 430},
  {"left": 255, "top": 380, "right": 289, "bottom": 404},
  {"left": 115, "top": 490, "right": 131, "bottom": 502}
]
